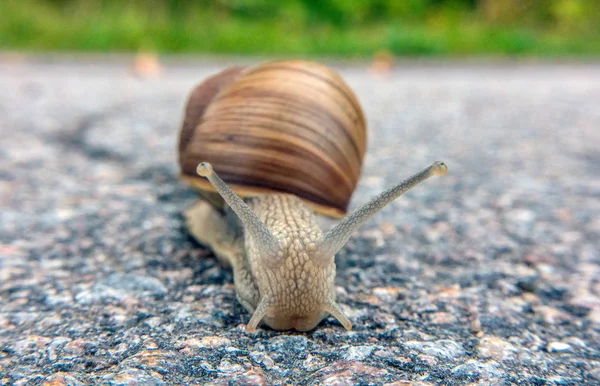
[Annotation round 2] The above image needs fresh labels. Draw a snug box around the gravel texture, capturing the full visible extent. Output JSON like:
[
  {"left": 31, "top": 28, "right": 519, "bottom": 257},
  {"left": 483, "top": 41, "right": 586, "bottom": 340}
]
[{"left": 1, "top": 56, "right": 599, "bottom": 385}]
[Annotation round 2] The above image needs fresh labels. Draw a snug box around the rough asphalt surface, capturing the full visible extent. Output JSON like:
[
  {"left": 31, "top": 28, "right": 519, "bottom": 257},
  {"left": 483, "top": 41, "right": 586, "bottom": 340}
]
[{"left": 1, "top": 56, "right": 599, "bottom": 385}]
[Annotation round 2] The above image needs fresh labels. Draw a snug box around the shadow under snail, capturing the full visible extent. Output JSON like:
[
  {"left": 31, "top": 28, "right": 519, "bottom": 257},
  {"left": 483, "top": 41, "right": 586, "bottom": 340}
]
[{"left": 178, "top": 60, "right": 447, "bottom": 332}]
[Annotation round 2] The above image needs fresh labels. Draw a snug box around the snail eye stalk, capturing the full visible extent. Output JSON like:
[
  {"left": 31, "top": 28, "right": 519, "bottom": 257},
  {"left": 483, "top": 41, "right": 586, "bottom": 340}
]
[
  {"left": 197, "top": 162, "right": 281, "bottom": 258},
  {"left": 317, "top": 161, "right": 448, "bottom": 259}
]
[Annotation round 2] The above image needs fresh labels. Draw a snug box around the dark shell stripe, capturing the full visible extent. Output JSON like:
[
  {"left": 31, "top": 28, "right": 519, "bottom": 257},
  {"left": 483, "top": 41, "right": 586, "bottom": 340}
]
[
  {"left": 192, "top": 116, "right": 354, "bottom": 190},
  {"left": 230, "top": 70, "right": 361, "bottom": 121},
  {"left": 179, "top": 66, "right": 246, "bottom": 157},
  {"left": 254, "top": 61, "right": 367, "bottom": 146},
  {"left": 249, "top": 62, "right": 366, "bottom": 127},
  {"left": 198, "top": 101, "right": 361, "bottom": 176},
  {"left": 205, "top": 92, "right": 363, "bottom": 169},
  {"left": 192, "top": 105, "right": 358, "bottom": 203},
  {"left": 219, "top": 73, "right": 365, "bottom": 156},
  {"left": 185, "top": 136, "right": 350, "bottom": 200},
  {"left": 198, "top": 77, "right": 363, "bottom": 179}
]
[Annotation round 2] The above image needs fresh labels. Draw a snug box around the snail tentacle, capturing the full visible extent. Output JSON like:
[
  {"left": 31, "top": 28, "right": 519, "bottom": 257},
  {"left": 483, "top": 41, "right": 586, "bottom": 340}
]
[
  {"left": 323, "top": 301, "right": 352, "bottom": 331},
  {"left": 317, "top": 161, "right": 448, "bottom": 259},
  {"left": 197, "top": 162, "right": 281, "bottom": 258},
  {"left": 245, "top": 297, "right": 272, "bottom": 332}
]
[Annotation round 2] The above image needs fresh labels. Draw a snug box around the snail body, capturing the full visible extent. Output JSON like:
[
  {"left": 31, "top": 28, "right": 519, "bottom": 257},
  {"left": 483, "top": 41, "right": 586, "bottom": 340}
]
[{"left": 178, "top": 60, "right": 447, "bottom": 332}]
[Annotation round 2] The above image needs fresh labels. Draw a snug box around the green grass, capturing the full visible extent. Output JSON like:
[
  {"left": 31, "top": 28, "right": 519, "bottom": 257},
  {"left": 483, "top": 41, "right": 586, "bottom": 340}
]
[{"left": 1, "top": 0, "right": 599, "bottom": 57}]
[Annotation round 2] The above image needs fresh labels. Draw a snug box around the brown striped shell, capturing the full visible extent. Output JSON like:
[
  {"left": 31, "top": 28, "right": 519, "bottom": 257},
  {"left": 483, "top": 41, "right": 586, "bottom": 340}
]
[{"left": 178, "top": 60, "right": 367, "bottom": 218}]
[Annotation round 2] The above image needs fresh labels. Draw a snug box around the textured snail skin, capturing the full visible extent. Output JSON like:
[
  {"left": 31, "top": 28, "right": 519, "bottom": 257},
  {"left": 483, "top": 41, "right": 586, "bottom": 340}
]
[{"left": 185, "top": 194, "right": 343, "bottom": 332}]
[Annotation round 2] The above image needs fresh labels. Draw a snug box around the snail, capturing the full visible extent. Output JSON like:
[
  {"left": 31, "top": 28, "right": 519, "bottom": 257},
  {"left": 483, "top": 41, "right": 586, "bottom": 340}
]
[{"left": 178, "top": 60, "right": 447, "bottom": 332}]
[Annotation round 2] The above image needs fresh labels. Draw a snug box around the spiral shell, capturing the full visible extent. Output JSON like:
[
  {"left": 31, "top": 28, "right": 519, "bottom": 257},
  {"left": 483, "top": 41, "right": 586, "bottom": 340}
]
[{"left": 178, "top": 60, "right": 367, "bottom": 218}]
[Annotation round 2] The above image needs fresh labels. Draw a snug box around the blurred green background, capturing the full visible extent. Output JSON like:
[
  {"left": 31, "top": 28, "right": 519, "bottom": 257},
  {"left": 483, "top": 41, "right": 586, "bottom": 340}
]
[{"left": 1, "top": 0, "right": 599, "bottom": 57}]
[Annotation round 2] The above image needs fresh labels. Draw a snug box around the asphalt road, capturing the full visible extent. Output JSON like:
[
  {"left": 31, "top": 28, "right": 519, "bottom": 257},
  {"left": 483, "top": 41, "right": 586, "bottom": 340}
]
[{"left": 1, "top": 56, "right": 599, "bottom": 385}]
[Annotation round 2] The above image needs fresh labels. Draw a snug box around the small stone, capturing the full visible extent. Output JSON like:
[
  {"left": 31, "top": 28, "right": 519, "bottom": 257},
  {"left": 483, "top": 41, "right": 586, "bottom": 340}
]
[
  {"left": 103, "top": 368, "right": 165, "bottom": 385},
  {"left": 363, "top": 228, "right": 385, "bottom": 248},
  {"left": 101, "top": 273, "right": 167, "bottom": 296},
  {"left": 250, "top": 351, "right": 275, "bottom": 367},
  {"left": 436, "top": 284, "right": 461, "bottom": 298},
  {"left": 46, "top": 337, "right": 72, "bottom": 362},
  {"left": 372, "top": 287, "right": 406, "bottom": 303},
  {"left": 451, "top": 362, "right": 483, "bottom": 381},
  {"left": 144, "top": 339, "right": 159, "bottom": 350},
  {"left": 119, "top": 350, "right": 182, "bottom": 376},
  {"left": 429, "top": 312, "right": 458, "bottom": 324},
  {"left": 588, "top": 308, "right": 600, "bottom": 324},
  {"left": 109, "top": 342, "right": 129, "bottom": 357},
  {"left": 177, "top": 336, "right": 231, "bottom": 354},
  {"left": 268, "top": 336, "right": 309, "bottom": 357},
  {"left": 504, "top": 208, "right": 536, "bottom": 238},
  {"left": 547, "top": 342, "right": 571, "bottom": 353},
  {"left": 303, "top": 354, "right": 326, "bottom": 372},
  {"left": 451, "top": 359, "right": 503, "bottom": 381},
  {"left": 470, "top": 316, "right": 483, "bottom": 336},
  {"left": 380, "top": 222, "right": 397, "bottom": 236},
  {"left": 590, "top": 364, "right": 600, "bottom": 380},
  {"left": 535, "top": 305, "right": 571, "bottom": 324},
  {"left": 548, "top": 375, "right": 578, "bottom": 385},
  {"left": 344, "top": 345, "right": 375, "bottom": 361},
  {"left": 405, "top": 340, "right": 465, "bottom": 360},
  {"left": 177, "top": 339, "right": 201, "bottom": 354},
  {"left": 417, "top": 354, "right": 437, "bottom": 366},
  {"left": 63, "top": 339, "right": 91, "bottom": 357},
  {"left": 49, "top": 337, "right": 71, "bottom": 347},
  {"left": 231, "top": 368, "right": 267, "bottom": 386},
  {"left": 13, "top": 335, "right": 52, "bottom": 355},
  {"left": 200, "top": 336, "right": 231, "bottom": 349},
  {"left": 317, "top": 362, "right": 388, "bottom": 384},
  {"left": 478, "top": 336, "right": 518, "bottom": 361},
  {"left": 394, "top": 356, "right": 412, "bottom": 365},
  {"left": 144, "top": 317, "right": 163, "bottom": 328},
  {"left": 41, "top": 372, "right": 85, "bottom": 386},
  {"left": 373, "top": 349, "right": 393, "bottom": 358},
  {"left": 75, "top": 273, "right": 167, "bottom": 304},
  {"left": 217, "top": 359, "right": 244, "bottom": 374}
]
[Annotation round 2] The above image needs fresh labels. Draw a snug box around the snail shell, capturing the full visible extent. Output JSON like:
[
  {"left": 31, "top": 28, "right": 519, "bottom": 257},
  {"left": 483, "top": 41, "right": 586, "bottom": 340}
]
[{"left": 178, "top": 60, "right": 367, "bottom": 218}]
